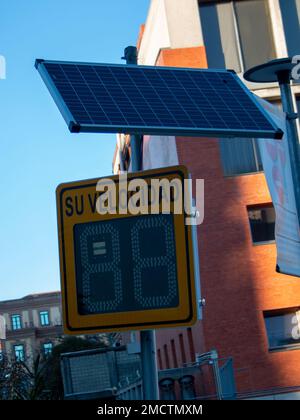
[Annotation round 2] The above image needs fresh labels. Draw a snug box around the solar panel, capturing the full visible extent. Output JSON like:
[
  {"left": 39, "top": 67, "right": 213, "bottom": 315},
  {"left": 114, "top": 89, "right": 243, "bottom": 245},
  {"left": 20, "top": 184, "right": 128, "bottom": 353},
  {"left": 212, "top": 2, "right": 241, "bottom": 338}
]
[{"left": 35, "top": 59, "right": 283, "bottom": 139}]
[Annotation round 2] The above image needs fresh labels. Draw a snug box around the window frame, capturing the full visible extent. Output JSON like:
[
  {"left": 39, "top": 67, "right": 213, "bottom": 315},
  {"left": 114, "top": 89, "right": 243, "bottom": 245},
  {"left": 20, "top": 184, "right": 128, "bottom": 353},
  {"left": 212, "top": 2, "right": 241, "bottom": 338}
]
[
  {"left": 233, "top": 0, "right": 276, "bottom": 72},
  {"left": 199, "top": 0, "right": 276, "bottom": 73},
  {"left": 264, "top": 308, "right": 300, "bottom": 352},
  {"left": 11, "top": 314, "right": 22, "bottom": 330},
  {"left": 39, "top": 310, "right": 50, "bottom": 327},
  {"left": 14, "top": 344, "right": 25, "bottom": 362},
  {"left": 247, "top": 203, "right": 276, "bottom": 245},
  {"left": 231, "top": 0, "right": 246, "bottom": 73},
  {"left": 42, "top": 342, "right": 53, "bottom": 356},
  {"left": 279, "top": 0, "right": 300, "bottom": 57},
  {"left": 219, "top": 137, "right": 264, "bottom": 177}
]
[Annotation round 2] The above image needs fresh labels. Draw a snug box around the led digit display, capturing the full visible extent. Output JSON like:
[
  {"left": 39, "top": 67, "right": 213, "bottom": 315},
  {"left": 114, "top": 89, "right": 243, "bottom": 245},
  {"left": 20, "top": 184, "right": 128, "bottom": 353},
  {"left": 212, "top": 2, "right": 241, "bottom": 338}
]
[{"left": 74, "top": 214, "right": 179, "bottom": 315}]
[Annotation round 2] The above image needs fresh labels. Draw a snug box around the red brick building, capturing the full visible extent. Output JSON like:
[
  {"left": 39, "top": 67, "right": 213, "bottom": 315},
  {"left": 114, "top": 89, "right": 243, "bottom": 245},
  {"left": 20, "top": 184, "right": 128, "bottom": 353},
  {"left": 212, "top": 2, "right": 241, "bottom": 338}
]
[{"left": 114, "top": 0, "right": 300, "bottom": 399}]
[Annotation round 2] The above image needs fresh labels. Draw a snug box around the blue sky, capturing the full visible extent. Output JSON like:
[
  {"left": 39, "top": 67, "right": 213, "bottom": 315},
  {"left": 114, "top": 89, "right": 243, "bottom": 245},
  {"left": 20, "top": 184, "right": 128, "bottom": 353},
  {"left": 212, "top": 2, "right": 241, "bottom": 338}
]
[{"left": 0, "top": 0, "right": 149, "bottom": 300}]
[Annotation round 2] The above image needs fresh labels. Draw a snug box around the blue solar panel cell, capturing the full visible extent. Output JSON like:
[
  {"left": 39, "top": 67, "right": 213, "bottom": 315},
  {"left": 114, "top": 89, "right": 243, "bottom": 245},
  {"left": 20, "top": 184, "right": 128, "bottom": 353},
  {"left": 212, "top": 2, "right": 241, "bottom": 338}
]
[{"left": 35, "top": 60, "right": 283, "bottom": 139}]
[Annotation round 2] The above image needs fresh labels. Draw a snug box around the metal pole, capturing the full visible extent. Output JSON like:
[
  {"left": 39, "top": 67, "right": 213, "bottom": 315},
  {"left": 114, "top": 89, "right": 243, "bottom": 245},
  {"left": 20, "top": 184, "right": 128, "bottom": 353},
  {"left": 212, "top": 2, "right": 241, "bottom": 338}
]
[
  {"left": 123, "top": 46, "right": 159, "bottom": 400},
  {"left": 140, "top": 330, "right": 159, "bottom": 400},
  {"left": 210, "top": 349, "right": 223, "bottom": 400},
  {"left": 277, "top": 70, "right": 300, "bottom": 224}
]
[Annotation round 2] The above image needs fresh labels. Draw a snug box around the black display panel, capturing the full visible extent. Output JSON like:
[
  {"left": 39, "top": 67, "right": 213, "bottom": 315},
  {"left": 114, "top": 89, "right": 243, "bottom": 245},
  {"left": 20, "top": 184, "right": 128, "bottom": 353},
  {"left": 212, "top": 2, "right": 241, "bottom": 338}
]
[{"left": 74, "top": 214, "right": 179, "bottom": 315}]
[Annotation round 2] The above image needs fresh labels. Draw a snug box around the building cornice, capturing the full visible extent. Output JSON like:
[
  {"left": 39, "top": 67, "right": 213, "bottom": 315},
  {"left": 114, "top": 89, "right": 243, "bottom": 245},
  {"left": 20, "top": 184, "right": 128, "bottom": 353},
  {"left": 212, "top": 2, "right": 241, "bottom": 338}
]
[{"left": 0, "top": 292, "right": 61, "bottom": 312}]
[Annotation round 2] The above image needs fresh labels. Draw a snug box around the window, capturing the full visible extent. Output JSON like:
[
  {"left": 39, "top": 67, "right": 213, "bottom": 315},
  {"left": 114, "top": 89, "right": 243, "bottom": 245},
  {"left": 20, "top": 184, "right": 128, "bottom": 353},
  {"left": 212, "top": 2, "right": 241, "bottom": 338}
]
[
  {"left": 234, "top": 0, "right": 276, "bottom": 70},
  {"left": 279, "top": 0, "right": 300, "bottom": 57},
  {"left": 264, "top": 309, "right": 300, "bottom": 351},
  {"left": 163, "top": 344, "right": 170, "bottom": 370},
  {"left": 219, "top": 137, "right": 263, "bottom": 176},
  {"left": 199, "top": 1, "right": 239, "bottom": 70},
  {"left": 187, "top": 328, "right": 196, "bottom": 362},
  {"left": 43, "top": 342, "right": 53, "bottom": 356},
  {"left": 171, "top": 339, "right": 178, "bottom": 368},
  {"left": 247, "top": 205, "right": 275, "bottom": 244},
  {"left": 14, "top": 344, "right": 25, "bottom": 361},
  {"left": 179, "top": 333, "right": 187, "bottom": 365},
  {"left": 269, "top": 99, "right": 282, "bottom": 111},
  {"left": 11, "top": 314, "right": 22, "bottom": 330},
  {"left": 199, "top": 0, "right": 276, "bottom": 72},
  {"left": 218, "top": 98, "right": 284, "bottom": 176},
  {"left": 157, "top": 348, "right": 163, "bottom": 370},
  {"left": 199, "top": 2, "right": 277, "bottom": 176},
  {"left": 39, "top": 311, "right": 50, "bottom": 326}
]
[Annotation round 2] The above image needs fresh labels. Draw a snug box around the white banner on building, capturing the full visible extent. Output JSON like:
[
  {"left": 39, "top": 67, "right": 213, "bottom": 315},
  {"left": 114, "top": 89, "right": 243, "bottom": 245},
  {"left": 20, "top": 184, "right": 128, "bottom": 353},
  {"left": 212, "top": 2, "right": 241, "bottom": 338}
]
[{"left": 258, "top": 98, "right": 300, "bottom": 277}]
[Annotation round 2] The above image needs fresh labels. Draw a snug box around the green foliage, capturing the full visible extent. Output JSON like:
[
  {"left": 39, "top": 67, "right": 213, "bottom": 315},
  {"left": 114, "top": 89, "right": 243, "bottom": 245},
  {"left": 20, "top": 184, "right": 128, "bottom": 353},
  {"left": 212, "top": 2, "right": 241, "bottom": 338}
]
[
  {"left": 0, "top": 356, "right": 27, "bottom": 400},
  {"left": 0, "top": 336, "right": 108, "bottom": 400},
  {"left": 15, "top": 354, "right": 49, "bottom": 400}
]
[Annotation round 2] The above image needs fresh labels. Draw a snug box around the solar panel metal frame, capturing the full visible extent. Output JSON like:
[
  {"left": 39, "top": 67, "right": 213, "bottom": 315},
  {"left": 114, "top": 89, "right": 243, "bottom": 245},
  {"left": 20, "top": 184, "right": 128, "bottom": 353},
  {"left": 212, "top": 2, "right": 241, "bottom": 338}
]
[{"left": 35, "top": 59, "right": 283, "bottom": 139}]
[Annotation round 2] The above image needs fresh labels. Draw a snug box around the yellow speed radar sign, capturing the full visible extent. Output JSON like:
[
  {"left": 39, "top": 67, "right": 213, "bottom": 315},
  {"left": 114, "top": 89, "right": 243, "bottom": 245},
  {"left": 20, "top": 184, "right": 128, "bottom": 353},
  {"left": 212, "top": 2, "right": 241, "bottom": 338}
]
[{"left": 56, "top": 165, "right": 197, "bottom": 334}]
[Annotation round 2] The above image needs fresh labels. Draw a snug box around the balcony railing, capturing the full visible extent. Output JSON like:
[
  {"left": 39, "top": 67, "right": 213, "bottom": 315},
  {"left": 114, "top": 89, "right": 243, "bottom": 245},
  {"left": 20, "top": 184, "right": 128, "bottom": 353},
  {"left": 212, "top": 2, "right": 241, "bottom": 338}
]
[{"left": 5, "top": 323, "right": 63, "bottom": 338}]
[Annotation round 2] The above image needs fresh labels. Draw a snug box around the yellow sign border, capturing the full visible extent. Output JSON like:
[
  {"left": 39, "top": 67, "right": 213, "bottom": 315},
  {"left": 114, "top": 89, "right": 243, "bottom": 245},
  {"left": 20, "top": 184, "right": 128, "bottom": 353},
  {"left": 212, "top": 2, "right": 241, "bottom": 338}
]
[{"left": 56, "top": 165, "right": 197, "bottom": 334}]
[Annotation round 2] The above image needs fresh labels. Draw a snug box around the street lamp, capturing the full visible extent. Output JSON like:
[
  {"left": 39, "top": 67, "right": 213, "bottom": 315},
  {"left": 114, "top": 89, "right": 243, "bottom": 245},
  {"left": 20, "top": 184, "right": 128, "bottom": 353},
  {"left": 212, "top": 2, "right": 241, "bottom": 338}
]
[{"left": 244, "top": 57, "right": 300, "bottom": 227}]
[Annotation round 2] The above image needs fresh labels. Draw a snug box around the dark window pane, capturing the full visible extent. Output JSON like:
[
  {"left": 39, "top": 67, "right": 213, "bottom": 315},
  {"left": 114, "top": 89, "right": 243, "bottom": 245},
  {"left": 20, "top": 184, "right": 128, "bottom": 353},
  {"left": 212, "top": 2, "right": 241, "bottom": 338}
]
[
  {"left": 279, "top": 0, "right": 300, "bottom": 56},
  {"left": 199, "top": 3, "right": 226, "bottom": 68},
  {"left": 216, "top": 1, "right": 242, "bottom": 72},
  {"left": 234, "top": 0, "right": 276, "bottom": 70},
  {"left": 40, "top": 311, "right": 50, "bottom": 326},
  {"left": 219, "top": 138, "right": 262, "bottom": 175},
  {"left": 11, "top": 315, "right": 22, "bottom": 330},
  {"left": 199, "top": 2, "right": 241, "bottom": 71},
  {"left": 14, "top": 345, "right": 25, "bottom": 362},
  {"left": 268, "top": 99, "right": 282, "bottom": 111},
  {"left": 248, "top": 205, "right": 275, "bottom": 243},
  {"left": 43, "top": 342, "right": 53, "bottom": 356},
  {"left": 265, "top": 310, "right": 300, "bottom": 350}
]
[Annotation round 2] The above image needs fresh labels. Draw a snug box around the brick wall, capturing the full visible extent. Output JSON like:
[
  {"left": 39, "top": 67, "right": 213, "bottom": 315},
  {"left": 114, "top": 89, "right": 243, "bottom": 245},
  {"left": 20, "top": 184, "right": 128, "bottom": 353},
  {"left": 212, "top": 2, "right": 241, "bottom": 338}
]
[{"left": 151, "top": 46, "right": 300, "bottom": 394}]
